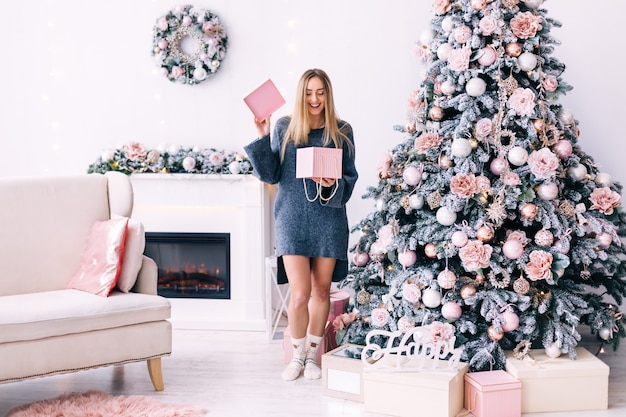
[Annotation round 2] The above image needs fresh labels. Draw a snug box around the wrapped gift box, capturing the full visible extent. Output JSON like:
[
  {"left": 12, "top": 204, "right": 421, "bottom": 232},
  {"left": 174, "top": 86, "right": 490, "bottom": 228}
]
[
  {"left": 296, "top": 147, "right": 343, "bottom": 179},
  {"left": 327, "top": 290, "right": 350, "bottom": 322},
  {"left": 363, "top": 360, "right": 469, "bottom": 417},
  {"left": 505, "top": 347, "right": 609, "bottom": 413},
  {"left": 322, "top": 344, "right": 364, "bottom": 402},
  {"left": 464, "top": 370, "right": 521, "bottom": 417},
  {"left": 283, "top": 321, "right": 337, "bottom": 364}
]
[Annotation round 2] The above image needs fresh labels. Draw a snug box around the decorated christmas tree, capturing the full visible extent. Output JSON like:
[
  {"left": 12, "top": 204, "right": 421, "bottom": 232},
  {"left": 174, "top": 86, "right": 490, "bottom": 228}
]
[{"left": 337, "top": 0, "right": 626, "bottom": 371}]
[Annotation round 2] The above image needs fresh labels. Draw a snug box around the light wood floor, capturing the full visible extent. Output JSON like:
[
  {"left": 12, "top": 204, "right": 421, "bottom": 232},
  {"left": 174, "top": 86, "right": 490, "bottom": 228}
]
[{"left": 1, "top": 328, "right": 625, "bottom": 417}]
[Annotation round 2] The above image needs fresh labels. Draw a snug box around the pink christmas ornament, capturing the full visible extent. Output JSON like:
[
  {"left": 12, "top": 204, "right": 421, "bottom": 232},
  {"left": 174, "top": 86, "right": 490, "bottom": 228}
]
[
  {"left": 403, "top": 166, "right": 421, "bottom": 186},
  {"left": 441, "top": 301, "right": 463, "bottom": 320},
  {"left": 554, "top": 236, "right": 571, "bottom": 254},
  {"left": 398, "top": 249, "right": 417, "bottom": 268},
  {"left": 508, "top": 146, "right": 529, "bottom": 166},
  {"left": 537, "top": 182, "right": 558, "bottom": 200},
  {"left": 534, "top": 229, "right": 554, "bottom": 247},
  {"left": 502, "top": 239, "right": 524, "bottom": 260},
  {"left": 352, "top": 251, "right": 370, "bottom": 267},
  {"left": 553, "top": 140, "right": 573, "bottom": 159},
  {"left": 182, "top": 156, "right": 196, "bottom": 171},
  {"left": 489, "top": 157, "right": 508, "bottom": 176},
  {"left": 597, "top": 232, "right": 613, "bottom": 249},
  {"left": 501, "top": 311, "right": 520, "bottom": 332},
  {"left": 437, "top": 269, "right": 457, "bottom": 289},
  {"left": 478, "top": 47, "right": 497, "bottom": 66}
]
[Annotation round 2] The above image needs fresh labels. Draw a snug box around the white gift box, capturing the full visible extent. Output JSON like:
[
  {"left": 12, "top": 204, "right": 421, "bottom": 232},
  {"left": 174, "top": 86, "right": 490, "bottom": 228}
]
[
  {"left": 363, "top": 359, "right": 469, "bottom": 417},
  {"left": 296, "top": 147, "right": 342, "bottom": 179},
  {"left": 504, "top": 347, "right": 609, "bottom": 413},
  {"left": 321, "top": 344, "right": 364, "bottom": 402}
]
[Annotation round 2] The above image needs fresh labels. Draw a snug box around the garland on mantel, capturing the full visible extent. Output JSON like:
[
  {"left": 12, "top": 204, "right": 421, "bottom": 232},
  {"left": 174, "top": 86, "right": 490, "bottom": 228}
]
[{"left": 88, "top": 142, "right": 252, "bottom": 175}]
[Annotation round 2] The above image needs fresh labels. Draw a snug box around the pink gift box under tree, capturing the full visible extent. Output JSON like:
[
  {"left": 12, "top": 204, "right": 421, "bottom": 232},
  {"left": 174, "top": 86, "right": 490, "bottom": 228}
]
[{"left": 464, "top": 370, "right": 522, "bottom": 417}]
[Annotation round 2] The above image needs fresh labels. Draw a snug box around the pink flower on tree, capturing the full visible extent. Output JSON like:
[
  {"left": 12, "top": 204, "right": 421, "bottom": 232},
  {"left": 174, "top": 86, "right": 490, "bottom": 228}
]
[
  {"left": 376, "top": 153, "right": 393, "bottom": 179},
  {"left": 589, "top": 187, "right": 621, "bottom": 215},
  {"left": 447, "top": 47, "right": 472, "bottom": 72},
  {"left": 475, "top": 118, "right": 493, "bottom": 137},
  {"left": 479, "top": 15, "right": 498, "bottom": 36},
  {"left": 528, "top": 147, "right": 560, "bottom": 179},
  {"left": 525, "top": 250, "right": 553, "bottom": 281},
  {"left": 414, "top": 132, "right": 443, "bottom": 154},
  {"left": 450, "top": 173, "right": 478, "bottom": 198},
  {"left": 507, "top": 88, "right": 536, "bottom": 117},
  {"left": 426, "top": 321, "right": 455, "bottom": 342},
  {"left": 370, "top": 308, "right": 390, "bottom": 328},
  {"left": 542, "top": 74, "right": 559, "bottom": 92},
  {"left": 510, "top": 11, "right": 542, "bottom": 39},
  {"left": 459, "top": 240, "right": 493, "bottom": 271},
  {"left": 171, "top": 66, "right": 185, "bottom": 79},
  {"left": 433, "top": 0, "right": 452, "bottom": 15},
  {"left": 402, "top": 283, "right": 421, "bottom": 304},
  {"left": 332, "top": 311, "right": 358, "bottom": 332}
]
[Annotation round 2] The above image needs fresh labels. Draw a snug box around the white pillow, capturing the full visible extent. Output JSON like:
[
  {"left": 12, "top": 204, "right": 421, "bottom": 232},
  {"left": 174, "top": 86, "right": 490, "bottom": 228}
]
[{"left": 115, "top": 217, "right": 146, "bottom": 292}]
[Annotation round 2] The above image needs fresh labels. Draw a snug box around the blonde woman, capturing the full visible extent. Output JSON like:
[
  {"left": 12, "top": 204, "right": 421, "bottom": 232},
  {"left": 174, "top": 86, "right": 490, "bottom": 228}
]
[{"left": 245, "top": 69, "right": 358, "bottom": 381}]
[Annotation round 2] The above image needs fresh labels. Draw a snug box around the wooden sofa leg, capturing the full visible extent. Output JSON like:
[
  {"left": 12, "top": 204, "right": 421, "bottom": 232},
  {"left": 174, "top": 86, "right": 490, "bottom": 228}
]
[{"left": 147, "top": 358, "right": 165, "bottom": 391}]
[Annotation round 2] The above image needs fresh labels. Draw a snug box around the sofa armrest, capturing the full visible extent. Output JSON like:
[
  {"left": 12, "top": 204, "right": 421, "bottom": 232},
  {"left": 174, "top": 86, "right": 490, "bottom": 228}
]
[{"left": 132, "top": 255, "right": 159, "bottom": 295}]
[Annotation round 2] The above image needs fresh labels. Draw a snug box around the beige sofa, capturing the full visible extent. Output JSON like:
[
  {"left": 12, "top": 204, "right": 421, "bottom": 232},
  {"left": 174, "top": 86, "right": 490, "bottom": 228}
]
[{"left": 0, "top": 172, "right": 172, "bottom": 390}]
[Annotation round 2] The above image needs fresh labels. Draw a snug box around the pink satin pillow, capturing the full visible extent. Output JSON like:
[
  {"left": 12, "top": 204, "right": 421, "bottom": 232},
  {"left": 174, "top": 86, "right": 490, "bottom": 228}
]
[{"left": 67, "top": 217, "right": 129, "bottom": 297}]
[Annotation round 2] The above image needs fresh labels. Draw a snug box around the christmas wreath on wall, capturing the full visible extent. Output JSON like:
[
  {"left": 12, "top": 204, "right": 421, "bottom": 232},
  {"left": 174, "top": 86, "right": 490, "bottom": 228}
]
[{"left": 152, "top": 5, "right": 228, "bottom": 85}]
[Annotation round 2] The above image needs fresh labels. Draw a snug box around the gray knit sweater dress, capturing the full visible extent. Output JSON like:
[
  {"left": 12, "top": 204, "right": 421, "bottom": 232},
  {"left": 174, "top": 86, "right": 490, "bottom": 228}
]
[{"left": 244, "top": 116, "right": 358, "bottom": 281}]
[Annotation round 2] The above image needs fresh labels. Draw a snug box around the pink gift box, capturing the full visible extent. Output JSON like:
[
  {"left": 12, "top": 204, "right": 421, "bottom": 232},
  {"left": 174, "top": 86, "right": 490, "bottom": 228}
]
[
  {"left": 296, "top": 147, "right": 343, "bottom": 179},
  {"left": 328, "top": 290, "right": 350, "bottom": 322},
  {"left": 464, "top": 370, "right": 521, "bottom": 417},
  {"left": 283, "top": 321, "right": 337, "bottom": 364},
  {"left": 243, "top": 79, "right": 285, "bottom": 121}
]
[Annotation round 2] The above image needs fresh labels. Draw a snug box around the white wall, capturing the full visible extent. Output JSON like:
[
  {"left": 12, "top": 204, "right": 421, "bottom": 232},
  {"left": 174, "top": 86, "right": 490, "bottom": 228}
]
[{"left": 1, "top": 0, "right": 625, "bottom": 233}]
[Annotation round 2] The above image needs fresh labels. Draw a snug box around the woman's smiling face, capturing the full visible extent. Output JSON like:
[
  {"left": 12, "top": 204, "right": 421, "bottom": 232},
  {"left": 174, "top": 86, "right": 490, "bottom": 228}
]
[{"left": 305, "top": 76, "right": 325, "bottom": 118}]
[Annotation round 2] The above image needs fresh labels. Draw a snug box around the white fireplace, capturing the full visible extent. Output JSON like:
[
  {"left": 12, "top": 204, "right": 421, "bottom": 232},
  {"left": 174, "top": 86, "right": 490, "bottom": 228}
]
[{"left": 129, "top": 174, "right": 274, "bottom": 331}]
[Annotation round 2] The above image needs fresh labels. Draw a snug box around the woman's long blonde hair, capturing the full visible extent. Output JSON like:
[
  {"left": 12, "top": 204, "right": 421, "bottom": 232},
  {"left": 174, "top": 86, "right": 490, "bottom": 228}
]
[{"left": 281, "top": 69, "right": 353, "bottom": 160}]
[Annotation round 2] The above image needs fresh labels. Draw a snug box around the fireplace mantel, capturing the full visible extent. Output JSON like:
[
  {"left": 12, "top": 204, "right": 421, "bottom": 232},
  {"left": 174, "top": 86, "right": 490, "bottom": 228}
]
[{"left": 129, "top": 174, "right": 275, "bottom": 331}]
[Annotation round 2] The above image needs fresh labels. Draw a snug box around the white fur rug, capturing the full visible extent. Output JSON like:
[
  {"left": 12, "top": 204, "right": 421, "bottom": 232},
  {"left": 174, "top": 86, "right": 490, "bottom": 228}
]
[{"left": 3, "top": 390, "right": 207, "bottom": 417}]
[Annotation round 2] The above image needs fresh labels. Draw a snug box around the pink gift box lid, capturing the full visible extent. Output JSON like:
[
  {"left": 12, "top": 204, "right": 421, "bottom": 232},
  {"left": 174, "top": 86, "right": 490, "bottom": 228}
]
[
  {"left": 243, "top": 79, "right": 286, "bottom": 121},
  {"left": 465, "top": 370, "right": 521, "bottom": 392}
]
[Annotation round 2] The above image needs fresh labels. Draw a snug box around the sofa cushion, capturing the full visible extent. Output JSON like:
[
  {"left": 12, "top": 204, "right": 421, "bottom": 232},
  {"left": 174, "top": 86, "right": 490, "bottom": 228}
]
[
  {"left": 116, "top": 217, "right": 146, "bottom": 292},
  {"left": 67, "top": 218, "right": 129, "bottom": 297},
  {"left": 0, "top": 289, "right": 171, "bottom": 344}
]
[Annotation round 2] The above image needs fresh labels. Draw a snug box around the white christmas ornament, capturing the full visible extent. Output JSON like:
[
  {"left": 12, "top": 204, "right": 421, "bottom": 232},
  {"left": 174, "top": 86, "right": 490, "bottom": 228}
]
[
  {"left": 376, "top": 199, "right": 385, "bottom": 211},
  {"left": 451, "top": 230, "right": 468, "bottom": 247},
  {"left": 441, "top": 80, "right": 456, "bottom": 95},
  {"left": 437, "top": 43, "right": 453, "bottom": 61},
  {"left": 558, "top": 108, "right": 575, "bottom": 125},
  {"left": 193, "top": 65, "right": 208, "bottom": 81},
  {"left": 436, "top": 206, "right": 457, "bottom": 226},
  {"left": 502, "top": 239, "right": 524, "bottom": 260},
  {"left": 228, "top": 161, "right": 241, "bottom": 174},
  {"left": 182, "top": 156, "right": 196, "bottom": 171},
  {"left": 409, "top": 194, "right": 425, "bottom": 209},
  {"left": 451, "top": 138, "right": 473, "bottom": 158},
  {"left": 544, "top": 342, "right": 562, "bottom": 358},
  {"left": 421, "top": 288, "right": 442, "bottom": 308},
  {"left": 101, "top": 150, "right": 115, "bottom": 161},
  {"left": 523, "top": 0, "right": 543, "bottom": 8},
  {"left": 441, "top": 16, "right": 454, "bottom": 33},
  {"left": 466, "top": 77, "right": 487, "bottom": 97},
  {"left": 420, "top": 29, "right": 433, "bottom": 45},
  {"left": 568, "top": 164, "right": 587, "bottom": 181},
  {"left": 477, "top": 47, "right": 496, "bottom": 66},
  {"left": 595, "top": 172, "right": 613, "bottom": 187},
  {"left": 537, "top": 182, "right": 558, "bottom": 200},
  {"left": 508, "top": 146, "right": 529, "bottom": 166},
  {"left": 599, "top": 327, "right": 611, "bottom": 340},
  {"left": 518, "top": 52, "right": 537, "bottom": 71}
]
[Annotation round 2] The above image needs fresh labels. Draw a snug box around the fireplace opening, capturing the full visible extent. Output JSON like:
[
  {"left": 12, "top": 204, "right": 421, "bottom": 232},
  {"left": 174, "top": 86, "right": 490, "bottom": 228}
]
[{"left": 144, "top": 232, "right": 230, "bottom": 299}]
